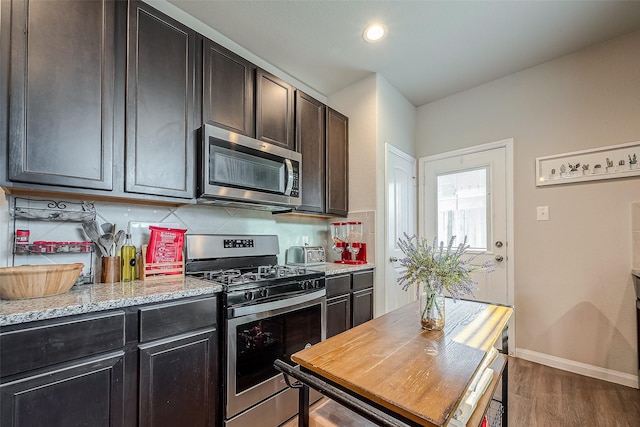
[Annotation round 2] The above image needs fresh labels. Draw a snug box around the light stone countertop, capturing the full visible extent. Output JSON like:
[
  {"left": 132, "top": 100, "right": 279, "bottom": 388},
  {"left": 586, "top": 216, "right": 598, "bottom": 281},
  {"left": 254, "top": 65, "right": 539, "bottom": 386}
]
[
  {"left": 0, "top": 264, "right": 376, "bottom": 327},
  {"left": 310, "top": 262, "right": 375, "bottom": 276},
  {"left": 0, "top": 277, "right": 222, "bottom": 327}
]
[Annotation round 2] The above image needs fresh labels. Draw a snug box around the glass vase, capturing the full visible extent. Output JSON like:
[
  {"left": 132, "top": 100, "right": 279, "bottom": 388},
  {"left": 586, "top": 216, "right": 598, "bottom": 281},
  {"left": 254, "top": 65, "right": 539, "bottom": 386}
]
[{"left": 419, "top": 285, "right": 445, "bottom": 331}]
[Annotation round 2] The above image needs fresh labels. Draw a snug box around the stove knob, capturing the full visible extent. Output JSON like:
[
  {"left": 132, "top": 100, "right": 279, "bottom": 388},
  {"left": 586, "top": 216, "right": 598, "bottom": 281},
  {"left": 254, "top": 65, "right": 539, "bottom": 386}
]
[
  {"left": 260, "top": 288, "right": 269, "bottom": 298},
  {"left": 244, "top": 291, "right": 254, "bottom": 301}
]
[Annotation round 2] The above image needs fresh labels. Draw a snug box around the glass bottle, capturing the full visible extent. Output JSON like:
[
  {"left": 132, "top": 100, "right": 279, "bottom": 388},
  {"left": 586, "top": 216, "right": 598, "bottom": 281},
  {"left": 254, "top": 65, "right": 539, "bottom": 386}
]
[{"left": 121, "top": 234, "right": 136, "bottom": 281}]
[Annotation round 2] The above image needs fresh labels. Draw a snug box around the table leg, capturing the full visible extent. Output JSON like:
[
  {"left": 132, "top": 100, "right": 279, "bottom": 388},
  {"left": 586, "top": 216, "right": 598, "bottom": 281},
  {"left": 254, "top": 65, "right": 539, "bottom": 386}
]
[
  {"left": 298, "top": 384, "right": 310, "bottom": 427},
  {"left": 501, "top": 324, "right": 509, "bottom": 427}
]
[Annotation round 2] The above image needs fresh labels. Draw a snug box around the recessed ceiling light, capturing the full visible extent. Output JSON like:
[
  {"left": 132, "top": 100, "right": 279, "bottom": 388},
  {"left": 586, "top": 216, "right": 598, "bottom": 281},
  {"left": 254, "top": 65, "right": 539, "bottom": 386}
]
[{"left": 363, "top": 23, "right": 387, "bottom": 43}]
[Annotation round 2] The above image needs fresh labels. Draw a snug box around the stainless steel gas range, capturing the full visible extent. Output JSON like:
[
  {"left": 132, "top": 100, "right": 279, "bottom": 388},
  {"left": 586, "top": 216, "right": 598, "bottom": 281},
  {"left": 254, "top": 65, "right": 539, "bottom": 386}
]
[{"left": 185, "top": 234, "right": 326, "bottom": 427}]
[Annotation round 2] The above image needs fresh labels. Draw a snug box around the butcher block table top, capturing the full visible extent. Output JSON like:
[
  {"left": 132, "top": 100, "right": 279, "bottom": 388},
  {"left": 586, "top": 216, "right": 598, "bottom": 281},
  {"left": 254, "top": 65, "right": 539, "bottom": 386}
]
[{"left": 291, "top": 298, "right": 513, "bottom": 426}]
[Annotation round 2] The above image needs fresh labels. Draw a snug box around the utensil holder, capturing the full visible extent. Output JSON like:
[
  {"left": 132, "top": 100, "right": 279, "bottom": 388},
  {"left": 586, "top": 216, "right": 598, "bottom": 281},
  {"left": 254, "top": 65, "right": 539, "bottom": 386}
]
[{"left": 101, "top": 256, "right": 121, "bottom": 283}]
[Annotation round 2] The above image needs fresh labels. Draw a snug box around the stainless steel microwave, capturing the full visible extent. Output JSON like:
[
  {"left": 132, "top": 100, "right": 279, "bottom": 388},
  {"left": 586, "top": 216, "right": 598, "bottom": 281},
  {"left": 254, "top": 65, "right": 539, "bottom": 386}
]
[{"left": 198, "top": 124, "right": 302, "bottom": 211}]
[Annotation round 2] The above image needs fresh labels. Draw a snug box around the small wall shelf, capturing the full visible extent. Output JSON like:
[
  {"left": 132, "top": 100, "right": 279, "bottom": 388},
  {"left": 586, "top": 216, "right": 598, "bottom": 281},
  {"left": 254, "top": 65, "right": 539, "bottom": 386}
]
[
  {"left": 10, "top": 197, "right": 97, "bottom": 284},
  {"left": 536, "top": 140, "right": 640, "bottom": 186}
]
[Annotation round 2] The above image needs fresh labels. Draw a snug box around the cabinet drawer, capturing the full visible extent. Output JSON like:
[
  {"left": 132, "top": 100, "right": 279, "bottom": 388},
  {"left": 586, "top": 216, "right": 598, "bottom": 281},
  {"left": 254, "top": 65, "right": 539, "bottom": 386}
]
[
  {"left": 352, "top": 270, "right": 374, "bottom": 291},
  {"left": 139, "top": 296, "right": 217, "bottom": 343},
  {"left": 0, "top": 311, "right": 125, "bottom": 377},
  {"left": 326, "top": 274, "right": 351, "bottom": 297}
]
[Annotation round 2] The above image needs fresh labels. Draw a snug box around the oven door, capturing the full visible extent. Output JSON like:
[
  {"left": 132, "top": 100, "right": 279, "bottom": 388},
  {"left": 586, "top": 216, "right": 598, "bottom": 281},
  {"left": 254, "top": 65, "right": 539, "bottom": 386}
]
[{"left": 225, "top": 289, "right": 326, "bottom": 420}]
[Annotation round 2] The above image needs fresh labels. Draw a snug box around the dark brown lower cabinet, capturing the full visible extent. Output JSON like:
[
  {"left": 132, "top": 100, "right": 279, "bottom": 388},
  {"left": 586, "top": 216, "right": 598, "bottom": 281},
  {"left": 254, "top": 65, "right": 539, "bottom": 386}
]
[
  {"left": 352, "top": 288, "right": 374, "bottom": 328},
  {"left": 325, "top": 269, "right": 374, "bottom": 337},
  {"left": 0, "top": 295, "right": 219, "bottom": 427},
  {"left": 138, "top": 329, "right": 218, "bottom": 427},
  {"left": 351, "top": 270, "right": 374, "bottom": 327},
  {"left": 326, "top": 293, "right": 351, "bottom": 338},
  {"left": 0, "top": 352, "right": 125, "bottom": 426}
]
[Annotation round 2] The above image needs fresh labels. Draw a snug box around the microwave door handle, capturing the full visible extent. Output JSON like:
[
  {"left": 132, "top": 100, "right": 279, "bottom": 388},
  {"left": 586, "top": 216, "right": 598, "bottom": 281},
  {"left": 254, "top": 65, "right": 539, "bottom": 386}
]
[{"left": 284, "top": 159, "right": 294, "bottom": 196}]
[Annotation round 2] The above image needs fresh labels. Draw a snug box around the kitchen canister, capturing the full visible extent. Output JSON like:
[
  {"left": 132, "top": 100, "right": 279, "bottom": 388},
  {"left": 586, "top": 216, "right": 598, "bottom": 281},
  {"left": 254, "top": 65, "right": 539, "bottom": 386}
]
[{"left": 101, "top": 256, "right": 121, "bottom": 283}]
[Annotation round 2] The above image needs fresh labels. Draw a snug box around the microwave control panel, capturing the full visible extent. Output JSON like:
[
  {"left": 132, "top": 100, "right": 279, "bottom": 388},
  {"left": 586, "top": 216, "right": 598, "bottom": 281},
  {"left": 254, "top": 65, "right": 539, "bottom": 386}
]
[{"left": 291, "top": 162, "right": 300, "bottom": 198}]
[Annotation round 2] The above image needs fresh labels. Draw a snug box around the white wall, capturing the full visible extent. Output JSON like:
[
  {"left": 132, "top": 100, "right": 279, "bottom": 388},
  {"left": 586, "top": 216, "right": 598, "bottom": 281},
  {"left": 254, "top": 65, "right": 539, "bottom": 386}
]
[
  {"left": 378, "top": 76, "right": 417, "bottom": 159},
  {"left": 416, "top": 30, "right": 640, "bottom": 385},
  {"left": 328, "top": 74, "right": 417, "bottom": 317}
]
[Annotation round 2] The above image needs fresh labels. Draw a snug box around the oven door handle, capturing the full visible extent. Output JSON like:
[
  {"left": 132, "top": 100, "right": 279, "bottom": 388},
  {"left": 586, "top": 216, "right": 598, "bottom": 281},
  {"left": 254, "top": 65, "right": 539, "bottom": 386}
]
[{"left": 230, "top": 289, "right": 326, "bottom": 318}]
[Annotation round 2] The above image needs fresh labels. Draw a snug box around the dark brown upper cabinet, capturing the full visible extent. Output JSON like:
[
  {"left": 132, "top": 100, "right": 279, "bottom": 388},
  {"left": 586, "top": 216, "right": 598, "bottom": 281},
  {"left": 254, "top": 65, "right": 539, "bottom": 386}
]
[
  {"left": 202, "top": 39, "right": 255, "bottom": 137},
  {"left": 255, "top": 69, "right": 295, "bottom": 151},
  {"left": 6, "top": 0, "right": 116, "bottom": 191},
  {"left": 125, "top": 1, "right": 197, "bottom": 199},
  {"left": 295, "top": 91, "right": 326, "bottom": 214},
  {"left": 326, "top": 108, "right": 349, "bottom": 217}
]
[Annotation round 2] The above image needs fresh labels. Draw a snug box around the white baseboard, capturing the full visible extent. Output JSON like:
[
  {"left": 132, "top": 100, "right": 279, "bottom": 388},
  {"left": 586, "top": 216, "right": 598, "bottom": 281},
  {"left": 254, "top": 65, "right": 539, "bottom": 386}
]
[{"left": 516, "top": 348, "right": 639, "bottom": 389}]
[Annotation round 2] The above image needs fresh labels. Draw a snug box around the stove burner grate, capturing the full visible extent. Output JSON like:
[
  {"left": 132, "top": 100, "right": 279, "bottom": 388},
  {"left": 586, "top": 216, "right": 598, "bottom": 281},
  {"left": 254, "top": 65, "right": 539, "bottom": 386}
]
[{"left": 201, "top": 265, "right": 314, "bottom": 286}]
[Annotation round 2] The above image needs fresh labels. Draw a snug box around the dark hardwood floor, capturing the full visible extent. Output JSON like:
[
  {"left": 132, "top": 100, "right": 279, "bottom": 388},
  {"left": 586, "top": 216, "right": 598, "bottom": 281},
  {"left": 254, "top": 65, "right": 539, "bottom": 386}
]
[{"left": 281, "top": 357, "right": 640, "bottom": 427}]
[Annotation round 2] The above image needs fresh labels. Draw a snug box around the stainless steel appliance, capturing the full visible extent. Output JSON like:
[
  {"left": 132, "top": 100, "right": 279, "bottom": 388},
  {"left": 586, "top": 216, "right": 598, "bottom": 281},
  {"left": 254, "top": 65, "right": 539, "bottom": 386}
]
[
  {"left": 286, "top": 245, "right": 326, "bottom": 265},
  {"left": 185, "top": 234, "right": 326, "bottom": 427},
  {"left": 198, "top": 124, "right": 302, "bottom": 212}
]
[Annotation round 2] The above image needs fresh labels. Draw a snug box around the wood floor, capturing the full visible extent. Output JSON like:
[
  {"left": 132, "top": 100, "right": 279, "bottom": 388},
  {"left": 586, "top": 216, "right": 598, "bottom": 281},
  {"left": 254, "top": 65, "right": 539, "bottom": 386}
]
[{"left": 281, "top": 357, "right": 640, "bottom": 427}]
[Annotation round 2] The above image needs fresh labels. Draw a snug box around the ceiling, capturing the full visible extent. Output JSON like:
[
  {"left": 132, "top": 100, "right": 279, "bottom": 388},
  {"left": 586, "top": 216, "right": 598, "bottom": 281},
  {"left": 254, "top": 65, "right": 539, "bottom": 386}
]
[{"left": 168, "top": 0, "right": 640, "bottom": 107}]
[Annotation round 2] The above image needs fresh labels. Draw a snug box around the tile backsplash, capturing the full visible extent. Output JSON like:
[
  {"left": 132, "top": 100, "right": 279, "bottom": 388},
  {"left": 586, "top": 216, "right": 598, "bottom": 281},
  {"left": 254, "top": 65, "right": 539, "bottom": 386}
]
[{"left": 1, "top": 192, "right": 333, "bottom": 280}]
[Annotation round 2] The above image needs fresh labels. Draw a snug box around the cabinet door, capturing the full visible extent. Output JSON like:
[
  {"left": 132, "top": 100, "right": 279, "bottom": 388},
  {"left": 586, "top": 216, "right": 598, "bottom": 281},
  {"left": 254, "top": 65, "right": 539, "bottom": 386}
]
[
  {"left": 203, "top": 38, "right": 255, "bottom": 136},
  {"left": 352, "top": 288, "right": 373, "bottom": 327},
  {"left": 295, "top": 91, "right": 326, "bottom": 213},
  {"left": 352, "top": 270, "right": 374, "bottom": 291},
  {"left": 327, "top": 294, "right": 351, "bottom": 338},
  {"left": 326, "top": 274, "right": 351, "bottom": 298},
  {"left": 126, "top": 1, "right": 196, "bottom": 199},
  {"left": 138, "top": 329, "right": 218, "bottom": 427},
  {"left": 0, "top": 352, "right": 125, "bottom": 427},
  {"left": 255, "top": 69, "right": 294, "bottom": 150},
  {"left": 7, "top": 0, "right": 115, "bottom": 190},
  {"left": 326, "top": 108, "right": 349, "bottom": 216}
]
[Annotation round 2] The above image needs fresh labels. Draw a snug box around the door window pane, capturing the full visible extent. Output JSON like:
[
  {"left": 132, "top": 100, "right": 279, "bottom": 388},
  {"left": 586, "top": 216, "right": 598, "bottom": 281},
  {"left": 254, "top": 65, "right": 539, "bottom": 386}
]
[{"left": 436, "top": 167, "right": 488, "bottom": 251}]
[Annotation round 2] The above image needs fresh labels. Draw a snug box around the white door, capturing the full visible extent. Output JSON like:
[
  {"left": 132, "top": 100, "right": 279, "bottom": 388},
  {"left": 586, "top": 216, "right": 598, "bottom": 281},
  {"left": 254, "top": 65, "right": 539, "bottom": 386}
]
[
  {"left": 419, "top": 140, "right": 513, "bottom": 307},
  {"left": 385, "top": 144, "right": 417, "bottom": 314}
]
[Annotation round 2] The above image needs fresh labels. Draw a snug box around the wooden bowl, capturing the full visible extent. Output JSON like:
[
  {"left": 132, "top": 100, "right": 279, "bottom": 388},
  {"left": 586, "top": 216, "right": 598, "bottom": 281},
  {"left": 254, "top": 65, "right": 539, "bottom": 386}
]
[{"left": 0, "top": 263, "right": 83, "bottom": 299}]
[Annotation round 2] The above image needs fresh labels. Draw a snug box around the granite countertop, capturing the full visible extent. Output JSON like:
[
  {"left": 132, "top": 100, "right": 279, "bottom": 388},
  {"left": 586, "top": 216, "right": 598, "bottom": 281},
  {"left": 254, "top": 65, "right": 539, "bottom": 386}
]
[
  {"left": 311, "top": 262, "right": 375, "bottom": 275},
  {"left": 0, "top": 277, "right": 222, "bottom": 327},
  {"left": 0, "top": 264, "right": 375, "bottom": 327}
]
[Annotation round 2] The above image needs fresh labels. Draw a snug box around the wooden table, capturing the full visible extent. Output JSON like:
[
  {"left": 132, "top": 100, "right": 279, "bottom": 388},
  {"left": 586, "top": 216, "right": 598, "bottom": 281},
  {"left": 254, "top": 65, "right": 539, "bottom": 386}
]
[{"left": 275, "top": 298, "right": 513, "bottom": 427}]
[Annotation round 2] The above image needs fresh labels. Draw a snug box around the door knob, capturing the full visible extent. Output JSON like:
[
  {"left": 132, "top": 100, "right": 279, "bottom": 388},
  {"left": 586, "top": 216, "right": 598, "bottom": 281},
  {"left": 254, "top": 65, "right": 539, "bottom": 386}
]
[
  {"left": 495, "top": 255, "right": 504, "bottom": 262},
  {"left": 389, "top": 257, "right": 398, "bottom": 262},
  {"left": 495, "top": 241, "right": 503, "bottom": 248}
]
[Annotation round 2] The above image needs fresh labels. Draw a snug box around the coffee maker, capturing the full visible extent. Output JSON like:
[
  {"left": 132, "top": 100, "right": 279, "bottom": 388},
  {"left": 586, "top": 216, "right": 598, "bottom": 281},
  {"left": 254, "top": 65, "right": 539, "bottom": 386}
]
[{"left": 330, "top": 221, "right": 367, "bottom": 264}]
